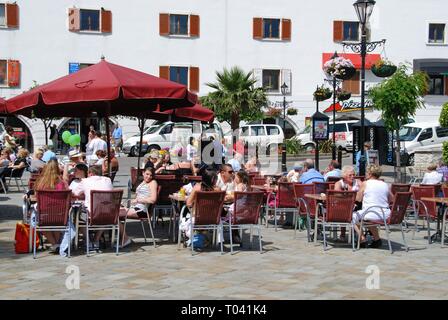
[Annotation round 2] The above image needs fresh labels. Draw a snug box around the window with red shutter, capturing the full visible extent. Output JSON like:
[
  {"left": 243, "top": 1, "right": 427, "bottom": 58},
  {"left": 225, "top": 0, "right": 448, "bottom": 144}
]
[
  {"left": 159, "top": 13, "right": 169, "bottom": 35},
  {"left": 189, "top": 67, "right": 199, "bottom": 92},
  {"left": 0, "top": 59, "right": 7, "bottom": 86},
  {"left": 7, "top": 60, "right": 20, "bottom": 87},
  {"left": 333, "top": 21, "right": 343, "bottom": 42},
  {"left": 159, "top": 66, "right": 169, "bottom": 80},
  {"left": 281, "top": 19, "right": 291, "bottom": 41},
  {"left": 342, "top": 71, "right": 360, "bottom": 95},
  {"left": 101, "top": 9, "right": 112, "bottom": 33},
  {"left": 253, "top": 18, "right": 263, "bottom": 39},
  {"left": 6, "top": 3, "right": 19, "bottom": 28},
  {"left": 190, "top": 15, "right": 200, "bottom": 37}
]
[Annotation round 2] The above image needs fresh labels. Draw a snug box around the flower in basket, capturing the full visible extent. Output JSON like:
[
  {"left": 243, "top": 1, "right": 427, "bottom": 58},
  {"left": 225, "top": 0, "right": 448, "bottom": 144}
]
[
  {"left": 313, "top": 85, "right": 332, "bottom": 102},
  {"left": 323, "top": 56, "right": 355, "bottom": 79},
  {"left": 287, "top": 108, "right": 298, "bottom": 116},
  {"left": 371, "top": 59, "right": 397, "bottom": 77},
  {"left": 265, "top": 107, "right": 282, "bottom": 118},
  {"left": 336, "top": 88, "right": 351, "bottom": 101}
]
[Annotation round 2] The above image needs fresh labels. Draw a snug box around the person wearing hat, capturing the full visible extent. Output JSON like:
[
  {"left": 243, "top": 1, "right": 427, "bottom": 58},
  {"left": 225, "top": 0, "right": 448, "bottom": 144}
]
[
  {"left": 287, "top": 162, "right": 303, "bottom": 183},
  {"left": 143, "top": 149, "right": 161, "bottom": 170},
  {"left": 63, "top": 150, "right": 86, "bottom": 183}
]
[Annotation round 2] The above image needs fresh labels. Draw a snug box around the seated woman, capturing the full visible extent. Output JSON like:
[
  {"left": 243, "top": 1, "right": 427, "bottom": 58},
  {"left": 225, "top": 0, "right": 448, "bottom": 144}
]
[
  {"left": 0, "top": 148, "right": 29, "bottom": 189},
  {"left": 94, "top": 150, "right": 107, "bottom": 167},
  {"left": 155, "top": 152, "right": 174, "bottom": 174},
  {"left": 225, "top": 170, "right": 249, "bottom": 203},
  {"left": 186, "top": 166, "right": 220, "bottom": 208},
  {"left": 102, "top": 149, "right": 119, "bottom": 177},
  {"left": 34, "top": 159, "right": 69, "bottom": 252},
  {"left": 120, "top": 167, "right": 158, "bottom": 247},
  {"left": 245, "top": 155, "right": 261, "bottom": 173},
  {"left": 353, "top": 165, "right": 393, "bottom": 248},
  {"left": 0, "top": 148, "right": 12, "bottom": 173},
  {"left": 421, "top": 163, "right": 443, "bottom": 185},
  {"left": 29, "top": 149, "right": 45, "bottom": 173},
  {"left": 334, "top": 165, "right": 363, "bottom": 241}
]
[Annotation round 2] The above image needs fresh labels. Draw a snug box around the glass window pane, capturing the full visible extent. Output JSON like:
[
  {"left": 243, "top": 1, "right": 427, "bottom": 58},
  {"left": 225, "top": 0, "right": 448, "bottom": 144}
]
[
  {"left": 267, "top": 126, "right": 279, "bottom": 135},
  {"left": 251, "top": 126, "right": 265, "bottom": 136},
  {"left": 429, "top": 24, "right": 445, "bottom": 43},
  {"left": 169, "top": 67, "right": 188, "bottom": 86},
  {"left": 262, "top": 70, "right": 280, "bottom": 92},
  {"left": 329, "top": 123, "right": 346, "bottom": 133},
  {"left": 343, "top": 22, "right": 359, "bottom": 41},
  {"left": 428, "top": 75, "right": 444, "bottom": 95},
  {"left": 80, "top": 9, "right": 100, "bottom": 31},
  {"left": 0, "top": 4, "right": 5, "bottom": 26},
  {"left": 170, "top": 15, "right": 188, "bottom": 35},
  {"left": 0, "top": 60, "right": 6, "bottom": 86},
  {"left": 241, "top": 126, "right": 249, "bottom": 136},
  {"left": 263, "top": 19, "right": 280, "bottom": 38},
  {"left": 436, "top": 127, "right": 448, "bottom": 138}
]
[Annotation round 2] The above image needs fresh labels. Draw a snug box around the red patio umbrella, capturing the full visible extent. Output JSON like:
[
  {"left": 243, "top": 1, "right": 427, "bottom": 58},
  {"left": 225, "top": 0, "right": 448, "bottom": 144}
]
[
  {"left": 0, "top": 98, "right": 6, "bottom": 114},
  {"left": 152, "top": 103, "right": 214, "bottom": 123},
  {"left": 6, "top": 58, "right": 197, "bottom": 172}
]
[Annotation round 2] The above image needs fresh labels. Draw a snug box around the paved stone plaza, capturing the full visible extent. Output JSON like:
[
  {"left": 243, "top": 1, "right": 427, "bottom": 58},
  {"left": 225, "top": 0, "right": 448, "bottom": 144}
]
[{"left": 0, "top": 156, "right": 447, "bottom": 300}]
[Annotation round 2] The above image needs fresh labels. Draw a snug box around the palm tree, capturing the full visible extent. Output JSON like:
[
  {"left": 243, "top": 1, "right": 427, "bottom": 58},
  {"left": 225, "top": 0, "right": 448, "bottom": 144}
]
[{"left": 201, "top": 67, "right": 268, "bottom": 143}]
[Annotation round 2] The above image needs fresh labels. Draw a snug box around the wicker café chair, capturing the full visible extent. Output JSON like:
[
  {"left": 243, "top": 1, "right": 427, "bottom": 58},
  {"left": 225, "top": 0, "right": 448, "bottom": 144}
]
[
  {"left": 34, "top": 190, "right": 72, "bottom": 258},
  {"left": 391, "top": 183, "right": 411, "bottom": 195},
  {"left": 226, "top": 191, "right": 264, "bottom": 254},
  {"left": 411, "top": 186, "right": 437, "bottom": 244},
  {"left": 358, "top": 192, "right": 412, "bottom": 253},
  {"left": 313, "top": 181, "right": 334, "bottom": 195},
  {"left": 314, "top": 190, "right": 357, "bottom": 251},
  {"left": 178, "top": 191, "right": 225, "bottom": 255},
  {"left": 155, "top": 175, "right": 184, "bottom": 228},
  {"left": 326, "top": 176, "right": 341, "bottom": 183},
  {"left": 251, "top": 176, "right": 266, "bottom": 186},
  {"left": 86, "top": 190, "right": 123, "bottom": 256},
  {"left": 293, "top": 183, "right": 316, "bottom": 241}
]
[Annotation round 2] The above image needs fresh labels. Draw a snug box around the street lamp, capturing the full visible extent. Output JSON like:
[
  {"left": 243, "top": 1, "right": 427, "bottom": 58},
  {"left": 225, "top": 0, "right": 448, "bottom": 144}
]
[
  {"left": 342, "top": 0, "right": 384, "bottom": 176},
  {"left": 280, "top": 82, "right": 288, "bottom": 173}
]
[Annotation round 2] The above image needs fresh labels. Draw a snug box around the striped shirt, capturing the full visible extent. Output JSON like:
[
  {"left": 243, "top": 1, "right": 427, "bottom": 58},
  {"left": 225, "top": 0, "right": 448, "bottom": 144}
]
[{"left": 134, "top": 182, "right": 152, "bottom": 213}]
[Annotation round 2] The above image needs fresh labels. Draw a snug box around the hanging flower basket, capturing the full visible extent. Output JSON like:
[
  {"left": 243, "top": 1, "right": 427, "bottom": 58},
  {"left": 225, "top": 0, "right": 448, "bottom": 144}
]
[
  {"left": 287, "top": 108, "right": 298, "bottom": 116},
  {"left": 313, "top": 86, "right": 332, "bottom": 102},
  {"left": 323, "top": 56, "right": 356, "bottom": 80},
  {"left": 265, "top": 107, "right": 282, "bottom": 118},
  {"left": 371, "top": 60, "right": 397, "bottom": 77},
  {"left": 337, "top": 90, "right": 351, "bottom": 101}
]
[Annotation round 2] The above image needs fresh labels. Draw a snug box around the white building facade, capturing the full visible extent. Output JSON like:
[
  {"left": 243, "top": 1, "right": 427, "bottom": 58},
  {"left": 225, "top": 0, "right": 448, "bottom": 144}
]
[{"left": 1, "top": 0, "right": 448, "bottom": 150}]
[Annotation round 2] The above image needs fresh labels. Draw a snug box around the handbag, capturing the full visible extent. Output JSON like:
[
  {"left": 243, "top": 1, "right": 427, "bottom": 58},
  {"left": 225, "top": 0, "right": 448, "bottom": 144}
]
[{"left": 14, "top": 222, "right": 39, "bottom": 254}]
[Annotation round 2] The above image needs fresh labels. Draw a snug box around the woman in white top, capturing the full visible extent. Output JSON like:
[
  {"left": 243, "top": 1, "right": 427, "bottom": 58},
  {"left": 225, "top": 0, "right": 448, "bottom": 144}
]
[
  {"left": 186, "top": 137, "right": 197, "bottom": 161},
  {"left": 120, "top": 167, "right": 158, "bottom": 246},
  {"left": 353, "top": 165, "right": 393, "bottom": 248},
  {"left": 4, "top": 126, "right": 17, "bottom": 151},
  {"left": 421, "top": 163, "right": 443, "bottom": 185}
]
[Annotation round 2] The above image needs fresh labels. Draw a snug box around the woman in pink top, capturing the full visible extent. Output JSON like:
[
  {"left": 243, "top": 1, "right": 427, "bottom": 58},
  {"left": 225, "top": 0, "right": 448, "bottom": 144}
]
[{"left": 35, "top": 159, "right": 68, "bottom": 250}]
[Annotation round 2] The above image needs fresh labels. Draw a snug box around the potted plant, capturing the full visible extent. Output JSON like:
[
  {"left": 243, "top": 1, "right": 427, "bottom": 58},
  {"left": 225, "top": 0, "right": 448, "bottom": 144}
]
[
  {"left": 313, "top": 85, "right": 332, "bottom": 102},
  {"left": 336, "top": 89, "right": 351, "bottom": 101},
  {"left": 323, "top": 56, "right": 356, "bottom": 80},
  {"left": 371, "top": 59, "right": 397, "bottom": 78},
  {"left": 287, "top": 108, "right": 298, "bottom": 116},
  {"left": 265, "top": 107, "right": 282, "bottom": 118}
]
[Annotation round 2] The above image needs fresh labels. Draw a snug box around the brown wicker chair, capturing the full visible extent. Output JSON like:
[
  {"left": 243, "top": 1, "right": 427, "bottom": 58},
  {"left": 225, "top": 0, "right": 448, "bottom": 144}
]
[
  {"left": 293, "top": 183, "right": 316, "bottom": 241},
  {"left": 411, "top": 186, "right": 437, "bottom": 244}
]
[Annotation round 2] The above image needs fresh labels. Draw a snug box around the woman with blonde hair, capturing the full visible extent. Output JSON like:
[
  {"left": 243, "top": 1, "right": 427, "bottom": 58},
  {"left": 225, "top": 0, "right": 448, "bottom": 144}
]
[
  {"left": 0, "top": 148, "right": 30, "bottom": 189},
  {"left": 34, "top": 159, "right": 69, "bottom": 251}
]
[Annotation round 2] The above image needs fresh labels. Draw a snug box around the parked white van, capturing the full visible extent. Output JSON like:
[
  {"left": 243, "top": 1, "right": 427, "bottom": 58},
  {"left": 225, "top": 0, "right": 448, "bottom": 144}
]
[
  {"left": 122, "top": 121, "right": 223, "bottom": 157},
  {"left": 295, "top": 120, "right": 357, "bottom": 151},
  {"left": 399, "top": 122, "right": 448, "bottom": 165},
  {"left": 239, "top": 124, "right": 284, "bottom": 154}
]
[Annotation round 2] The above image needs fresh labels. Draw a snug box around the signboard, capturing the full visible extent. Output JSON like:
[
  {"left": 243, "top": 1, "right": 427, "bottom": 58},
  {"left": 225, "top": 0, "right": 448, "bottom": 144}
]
[
  {"left": 313, "top": 120, "right": 329, "bottom": 140},
  {"left": 324, "top": 100, "right": 374, "bottom": 113},
  {"left": 305, "top": 117, "right": 311, "bottom": 127},
  {"left": 367, "top": 150, "right": 379, "bottom": 166},
  {"left": 69, "top": 62, "right": 80, "bottom": 74}
]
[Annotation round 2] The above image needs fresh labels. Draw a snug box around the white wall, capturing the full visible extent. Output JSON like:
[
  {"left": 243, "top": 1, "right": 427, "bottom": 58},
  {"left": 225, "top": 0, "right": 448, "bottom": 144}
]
[{"left": 1, "top": 0, "right": 447, "bottom": 149}]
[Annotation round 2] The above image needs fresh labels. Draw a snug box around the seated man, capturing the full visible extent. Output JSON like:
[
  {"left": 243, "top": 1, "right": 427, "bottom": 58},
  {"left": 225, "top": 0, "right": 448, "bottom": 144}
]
[
  {"left": 287, "top": 162, "right": 303, "bottom": 183},
  {"left": 102, "top": 149, "right": 119, "bottom": 177},
  {"left": 299, "top": 159, "right": 324, "bottom": 184},
  {"left": 63, "top": 150, "right": 86, "bottom": 184},
  {"left": 72, "top": 165, "right": 113, "bottom": 250},
  {"left": 324, "top": 160, "right": 342, "bottom": 181},
  {"left": 216, "top": 164, "right": 235, "bottom": 192}
]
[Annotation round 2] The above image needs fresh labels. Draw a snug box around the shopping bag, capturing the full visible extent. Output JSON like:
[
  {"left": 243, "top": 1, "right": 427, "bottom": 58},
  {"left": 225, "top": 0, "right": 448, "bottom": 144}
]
[{"left": 14, "top": 222, "right": 39, "bottom": 254}]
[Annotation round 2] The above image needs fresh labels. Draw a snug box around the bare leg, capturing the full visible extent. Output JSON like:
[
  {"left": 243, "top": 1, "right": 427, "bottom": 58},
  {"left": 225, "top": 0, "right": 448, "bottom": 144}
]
[
  {"left": 353, "top": 224, "right": 366, "bottom": 242},
  {"left": 369, "top": 226, "right": 380, "bottom": 240}
]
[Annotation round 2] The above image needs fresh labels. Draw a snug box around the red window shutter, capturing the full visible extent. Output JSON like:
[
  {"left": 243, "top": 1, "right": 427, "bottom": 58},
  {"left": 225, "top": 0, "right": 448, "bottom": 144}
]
[
  {"left": 281, "top": 19, "right": 291, "bottom": 41},
  {"left": 101, "top": 9, "right": 112, "bottom": 33},
  {"left": 333, "top": 21, "right": 343, "bottom": 42},
  {"left": 344, "top": 71, "right": 360, "bottom": 95},
  {"left": 253, "top": 18, "right": 263, "bottom": 39},
  {"left": 7, "top": 60, "right": 20, "bottom": 87},
  {"left": 68, "top": 8, "right": 80, "bottom": 31},
  {"left": 445, "top": 76, "right": 448, "bottom": 95},
  {"left": 6, "top": 3, "right": 19, "bottom": 28},
  {"left": 189, "top": 67, "right": 199, "bottom": 92},
  {"left": 159, "top": 66, "right": 169, "bottom": 80},
  {"left": 190, "top": 15, "right": 200, "bottom": 37},
  {"left": 159, "top": 13, "right": 169, "bottom": 35}
]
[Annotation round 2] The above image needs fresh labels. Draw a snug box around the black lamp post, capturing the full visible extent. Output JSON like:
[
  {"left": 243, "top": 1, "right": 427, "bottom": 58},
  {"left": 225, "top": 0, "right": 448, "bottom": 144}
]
[
  {"left": 342, "top": 0, "right": 384, "bottom": 176},
  {"left": 281, "top": 82, "right": 288, "bottom": 173}
]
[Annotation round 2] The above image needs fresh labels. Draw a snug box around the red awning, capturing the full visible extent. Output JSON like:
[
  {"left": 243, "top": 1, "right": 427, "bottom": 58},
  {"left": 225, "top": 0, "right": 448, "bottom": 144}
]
[{"left": 322, "top": 53, "right": 381, "bottom": 70}]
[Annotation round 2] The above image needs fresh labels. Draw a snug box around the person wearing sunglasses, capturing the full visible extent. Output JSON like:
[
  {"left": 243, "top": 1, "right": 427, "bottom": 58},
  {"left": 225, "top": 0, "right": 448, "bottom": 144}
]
[{"left": 216, "top": 164, "right": 235, "bottom": 192}]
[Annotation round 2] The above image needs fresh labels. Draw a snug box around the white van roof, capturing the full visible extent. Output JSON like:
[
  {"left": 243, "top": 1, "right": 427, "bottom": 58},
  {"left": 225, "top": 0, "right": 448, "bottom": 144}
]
[{"left": 403, "top": 122, "right": 440, "bottom": 129}]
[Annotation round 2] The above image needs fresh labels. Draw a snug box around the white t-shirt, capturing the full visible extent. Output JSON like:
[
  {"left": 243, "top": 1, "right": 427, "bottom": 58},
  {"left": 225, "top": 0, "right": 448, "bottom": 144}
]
[
  {"left": 72, "top": 175, "right": 113, "bottom": 212},
  {"left": 358, "top": 179, "right": 391, "bottom": 219},
  {"left": 216, "top": 173, "right": 235, "bottom": 192},
  {"left": 89, "top": 138, "right": 108, "bottom": 161},
  {"left": 422, "top": 171, "right": 443, "bottom": 185}
]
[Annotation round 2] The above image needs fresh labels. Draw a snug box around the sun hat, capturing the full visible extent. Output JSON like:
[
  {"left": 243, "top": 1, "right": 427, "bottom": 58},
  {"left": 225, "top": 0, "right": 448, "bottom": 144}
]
[{"left": 69, "top": 150, "right": 83, "bottom": 158}]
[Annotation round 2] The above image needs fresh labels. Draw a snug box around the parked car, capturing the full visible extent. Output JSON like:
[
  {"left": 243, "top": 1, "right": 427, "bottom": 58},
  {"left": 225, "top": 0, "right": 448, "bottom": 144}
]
[
  {"left": 122, "top": 121, "right": 223, "bottom": 157},
  {"left": 296, "top": 120, "right": 357, "bottom": 151},
  {"left": 398, "top": 122, "right": 448, "bottom": 165},
  {"left": 239, "top": 124, "right": 284, "bottom": 155}
]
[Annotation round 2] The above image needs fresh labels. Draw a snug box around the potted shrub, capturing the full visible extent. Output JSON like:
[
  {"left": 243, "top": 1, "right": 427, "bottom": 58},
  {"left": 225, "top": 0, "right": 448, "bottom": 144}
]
[
  {"left": 371, "top": 59, "right": 397, "bottom": 77},
  {"left": 313, "top": 85, "right": 332, "bottom": 102},
  {"left": 287, "top": 108, "right": 298, "bottom": 116},
  {"left": 336, "top": 89, "right": 351, "bottom": 101},
  {"left": 323, "top": 56, "right": 356, "bottom": 80}
]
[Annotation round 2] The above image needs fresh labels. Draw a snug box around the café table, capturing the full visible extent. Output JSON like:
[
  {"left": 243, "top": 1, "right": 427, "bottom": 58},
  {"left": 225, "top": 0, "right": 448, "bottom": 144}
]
[
  {"left": 420, "top": 197, "right": 448, "bottom": 243},
  {"left": 169, "top": 193, "right": 188, "bottom": 242}
]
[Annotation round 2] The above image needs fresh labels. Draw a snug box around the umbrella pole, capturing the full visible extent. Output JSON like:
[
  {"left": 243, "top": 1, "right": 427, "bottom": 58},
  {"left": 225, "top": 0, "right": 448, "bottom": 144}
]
[
  {"left": 105, "top": 103, "right": 111, "bottom": 177},
  {"left": 137, "top": 117, "right": 146, "bottom": 174}
]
